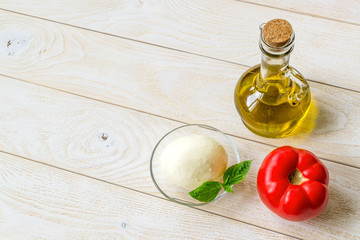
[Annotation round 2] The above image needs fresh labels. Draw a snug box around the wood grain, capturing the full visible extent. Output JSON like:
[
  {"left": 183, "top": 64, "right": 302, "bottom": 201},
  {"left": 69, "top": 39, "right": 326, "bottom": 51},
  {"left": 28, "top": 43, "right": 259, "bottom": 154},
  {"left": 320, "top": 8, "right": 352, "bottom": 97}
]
[
  {"left": 0, "top": 75, "right": 359, "bottom": 239},
  {"left": 239, "top": 0, "right": 360, "bottom": 25},
  {"left": 0, "top": 2, "right": 359, "bottom": 90},
  {"left": 0, "top": 152, "right": 296, "bottom": 240},
  {"left": 1, "top": 2, "right": 359, "bottom": 239},
  {"left": 0, "top": 12, "right": 359, "bottom": 166}
]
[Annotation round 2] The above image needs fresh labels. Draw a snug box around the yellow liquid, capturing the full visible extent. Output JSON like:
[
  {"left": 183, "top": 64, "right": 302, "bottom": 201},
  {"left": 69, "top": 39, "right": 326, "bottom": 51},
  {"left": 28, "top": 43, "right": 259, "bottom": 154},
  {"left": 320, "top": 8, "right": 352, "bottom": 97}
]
[{"left": 234, "top": 65, "right": 311, "bottom": 138}]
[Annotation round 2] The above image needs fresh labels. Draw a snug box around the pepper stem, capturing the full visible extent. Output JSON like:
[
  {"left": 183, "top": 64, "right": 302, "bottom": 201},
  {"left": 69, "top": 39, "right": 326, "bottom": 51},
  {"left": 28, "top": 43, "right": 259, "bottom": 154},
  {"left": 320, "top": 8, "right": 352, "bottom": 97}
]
[{"left": 288, "top": 168, "right": 308, "bottom": 185}]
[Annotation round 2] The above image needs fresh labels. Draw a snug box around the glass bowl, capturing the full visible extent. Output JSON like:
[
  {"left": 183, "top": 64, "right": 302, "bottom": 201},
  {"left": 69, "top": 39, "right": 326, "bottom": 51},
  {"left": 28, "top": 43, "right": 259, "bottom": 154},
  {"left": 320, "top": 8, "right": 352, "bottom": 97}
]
[{"left": 150, "top": 124, "right": 240, "bottom": 206}]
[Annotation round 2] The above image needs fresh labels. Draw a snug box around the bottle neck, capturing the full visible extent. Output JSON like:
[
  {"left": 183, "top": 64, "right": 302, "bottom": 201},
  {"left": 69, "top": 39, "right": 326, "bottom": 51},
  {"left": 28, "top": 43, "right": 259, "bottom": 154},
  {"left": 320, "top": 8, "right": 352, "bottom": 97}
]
[
  {"left": 257, "top": 23, "right": 295, "bottom": 90},
  {"left": 260, "top": 52, "right": 290, "bottom": 81}
]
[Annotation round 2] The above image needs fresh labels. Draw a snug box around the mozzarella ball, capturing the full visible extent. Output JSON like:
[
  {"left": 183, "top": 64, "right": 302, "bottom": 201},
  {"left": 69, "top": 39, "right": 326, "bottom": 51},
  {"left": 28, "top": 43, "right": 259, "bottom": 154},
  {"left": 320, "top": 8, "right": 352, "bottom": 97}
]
[{"left": 160, "top": 134, "right": 228, "bottom": 190}]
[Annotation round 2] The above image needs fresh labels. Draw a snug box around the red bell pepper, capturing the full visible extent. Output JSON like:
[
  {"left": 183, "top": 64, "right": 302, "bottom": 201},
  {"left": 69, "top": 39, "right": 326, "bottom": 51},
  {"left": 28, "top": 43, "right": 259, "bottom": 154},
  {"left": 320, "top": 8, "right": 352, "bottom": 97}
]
[{"left": 257, "top": 146, "right": 329, "bottom": 221}]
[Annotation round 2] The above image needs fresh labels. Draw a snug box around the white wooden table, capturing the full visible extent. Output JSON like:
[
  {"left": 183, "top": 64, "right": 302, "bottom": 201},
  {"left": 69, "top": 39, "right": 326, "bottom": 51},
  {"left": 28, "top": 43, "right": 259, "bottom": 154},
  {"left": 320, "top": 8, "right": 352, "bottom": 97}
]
[{"left": 0, "top": 1, "right": 359, "bottom": 239}]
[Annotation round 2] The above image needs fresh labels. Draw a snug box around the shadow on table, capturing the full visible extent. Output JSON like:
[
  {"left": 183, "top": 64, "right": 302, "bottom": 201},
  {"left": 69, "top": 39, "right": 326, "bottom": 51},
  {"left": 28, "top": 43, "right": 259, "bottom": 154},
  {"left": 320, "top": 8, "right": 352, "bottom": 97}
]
[
  {"left": 289, "top": 97, "right": 340, "bottom": 139},
  {"left": 286, "top": 99, "right": 318, "bottom": 139},
  {"left": 312, "top": 184, "right": 355, "bottom": 227}
]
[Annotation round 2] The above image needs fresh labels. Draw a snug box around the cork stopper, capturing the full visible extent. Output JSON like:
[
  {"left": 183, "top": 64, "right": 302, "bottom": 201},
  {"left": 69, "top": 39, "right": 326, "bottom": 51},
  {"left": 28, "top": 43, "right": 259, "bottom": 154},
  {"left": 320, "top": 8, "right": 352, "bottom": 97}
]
[{"left": 263, "top": 19, "right": 293, "bottom": 47}]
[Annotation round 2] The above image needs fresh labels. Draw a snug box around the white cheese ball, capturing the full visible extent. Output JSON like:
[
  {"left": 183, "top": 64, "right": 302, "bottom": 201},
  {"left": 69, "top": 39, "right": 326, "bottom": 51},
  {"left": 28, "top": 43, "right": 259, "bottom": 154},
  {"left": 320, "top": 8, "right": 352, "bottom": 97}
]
[{"left": 160, "top": 134, "right": 228, "bottom": 190}]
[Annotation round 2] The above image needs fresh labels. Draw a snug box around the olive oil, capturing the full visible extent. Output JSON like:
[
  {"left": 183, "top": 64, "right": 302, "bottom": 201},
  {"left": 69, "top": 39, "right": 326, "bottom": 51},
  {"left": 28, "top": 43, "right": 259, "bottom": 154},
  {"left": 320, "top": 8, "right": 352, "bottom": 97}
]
[
  {"left": 234, "top": 65, "right": 311, "bottom": 138},
  {"left": 234, "top": 19, "right": 311, "bottom": 138}
]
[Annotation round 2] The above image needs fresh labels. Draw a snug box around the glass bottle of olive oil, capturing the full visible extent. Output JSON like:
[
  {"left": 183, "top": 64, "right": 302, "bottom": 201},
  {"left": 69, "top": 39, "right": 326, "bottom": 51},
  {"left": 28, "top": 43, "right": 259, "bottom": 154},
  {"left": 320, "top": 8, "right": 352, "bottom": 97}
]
[{"left": 234, "top": 19, "right": 311, "bottom": 138}]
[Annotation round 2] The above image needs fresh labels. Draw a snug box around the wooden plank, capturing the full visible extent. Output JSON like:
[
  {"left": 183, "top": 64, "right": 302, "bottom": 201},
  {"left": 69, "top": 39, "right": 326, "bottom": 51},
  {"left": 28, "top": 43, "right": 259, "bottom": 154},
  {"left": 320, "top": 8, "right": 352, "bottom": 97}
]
[
  {"left": 0, "top": 2, "right": 359, "bottom": 90},
  {"left": 0, "top": 152, "right": 293, "bottom": 239},
  {"left": 0, "top": 12, "right": 359, "bottom": 166},
  {"left": 0, "top": 75, "right": 359, "bottom": 239},
  {"left": 239, "top": 0, "right": 360, "bottom": 25}
]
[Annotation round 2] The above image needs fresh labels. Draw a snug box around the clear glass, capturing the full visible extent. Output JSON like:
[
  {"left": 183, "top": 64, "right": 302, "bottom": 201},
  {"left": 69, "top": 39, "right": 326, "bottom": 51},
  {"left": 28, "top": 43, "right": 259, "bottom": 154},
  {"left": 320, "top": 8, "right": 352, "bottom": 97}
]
[
  {"left": 234, "top": 24, "right": 311, "bottom": 138},
  {"left": 150, "top": 124, "right": 240, "bottom": 206}
]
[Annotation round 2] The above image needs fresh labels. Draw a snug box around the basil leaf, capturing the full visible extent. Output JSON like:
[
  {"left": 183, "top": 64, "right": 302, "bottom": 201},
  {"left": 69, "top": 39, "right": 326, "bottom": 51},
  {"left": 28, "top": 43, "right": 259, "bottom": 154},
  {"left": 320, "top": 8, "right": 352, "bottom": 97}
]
[
  {"left": 223, "top": 160, "right": 252, "bottom": 186},
  {"left": 189, "top": 181, "right": 222, "bottom": 202},
  {"left": 189, "top": 161, "right": 252, "bottom": 202}
]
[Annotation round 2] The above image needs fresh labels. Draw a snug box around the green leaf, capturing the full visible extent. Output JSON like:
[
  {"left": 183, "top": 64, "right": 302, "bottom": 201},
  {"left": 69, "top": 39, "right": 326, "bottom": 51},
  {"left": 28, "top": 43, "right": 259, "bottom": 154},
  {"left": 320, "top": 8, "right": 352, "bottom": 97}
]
[
  {"left": 223, "top": 185, "right": 233, "bottom": 193},
  {"left": 223, "top": 160, "right": 252, "bottom": 186},
  {"left": 189, "top": 181, "right": 222, "bottom": 202},
  {"left": 188, "top": 161, "right": 252, "bottom": 202}
]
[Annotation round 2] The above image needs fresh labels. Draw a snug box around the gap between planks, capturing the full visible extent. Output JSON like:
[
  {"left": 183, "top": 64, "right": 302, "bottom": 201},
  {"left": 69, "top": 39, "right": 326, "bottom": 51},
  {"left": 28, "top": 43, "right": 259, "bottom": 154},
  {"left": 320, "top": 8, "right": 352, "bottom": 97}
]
[
  {"left": 235, "top": 0, "right": 360, "bottom": 27},
  {"left": 0, "top": 7, "right": 359, "bottom": 95},
  {"left": 0, "top": 149, "right": 302, "bottom": 240},
  {"left": 2, "top": 72, "right": 359, "bottom": 171}
]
